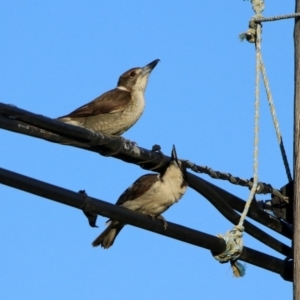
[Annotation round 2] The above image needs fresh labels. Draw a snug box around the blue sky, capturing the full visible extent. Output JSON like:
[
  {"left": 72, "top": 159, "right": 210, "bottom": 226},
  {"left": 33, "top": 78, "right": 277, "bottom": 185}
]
[{"left": 0, "top": 1, "right": 294, "bottom": 299}]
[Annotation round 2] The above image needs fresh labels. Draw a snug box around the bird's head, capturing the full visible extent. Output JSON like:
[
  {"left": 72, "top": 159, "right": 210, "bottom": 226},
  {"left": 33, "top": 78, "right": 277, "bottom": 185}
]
[{"left": 117, "top": 59, "right": 160, "bottom": 93}]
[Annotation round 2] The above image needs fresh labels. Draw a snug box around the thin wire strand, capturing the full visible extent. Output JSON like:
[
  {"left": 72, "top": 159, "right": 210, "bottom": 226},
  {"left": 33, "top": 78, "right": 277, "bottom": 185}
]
[
  {"left": 184, "top": 161, "right": 288, "bottom": 202},
  {"left": 254, "top": 13, "right": 300, "bottom": 23},
  {"left": 259, "top": 55, "right": 293, "bottom": 182}
]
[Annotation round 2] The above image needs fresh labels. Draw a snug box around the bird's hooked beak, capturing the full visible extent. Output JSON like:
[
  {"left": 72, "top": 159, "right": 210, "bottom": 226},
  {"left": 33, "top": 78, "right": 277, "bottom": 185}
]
[
  {"left": 141, "top": 59, "right": 160, "bottom": 76},
  {"left": 171, "top": 145, "right": 180, "bottom": 167}
]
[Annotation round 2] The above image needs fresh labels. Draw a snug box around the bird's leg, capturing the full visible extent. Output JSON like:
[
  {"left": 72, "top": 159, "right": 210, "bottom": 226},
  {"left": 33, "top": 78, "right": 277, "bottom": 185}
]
[
  {"left": 149, "top": 214, "right": 168, "bottom": 230},
  {"left": 157, "top": 215, "right": 168, "bottom": 230}
]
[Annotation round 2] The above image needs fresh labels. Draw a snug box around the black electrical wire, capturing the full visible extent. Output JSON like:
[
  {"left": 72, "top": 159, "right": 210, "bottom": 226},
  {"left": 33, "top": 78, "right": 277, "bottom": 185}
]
[
  {"left": 0, "top": 104, "right": 292, "bottom": 263},
  {"left": 0, "top": 166, "right": 291, "bottom": 280}
]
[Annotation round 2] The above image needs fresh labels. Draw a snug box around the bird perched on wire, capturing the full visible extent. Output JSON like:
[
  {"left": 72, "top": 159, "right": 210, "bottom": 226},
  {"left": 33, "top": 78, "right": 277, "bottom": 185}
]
[
  {"left": 57, "top": 59, "right": 160, "bottom": 135},
  {"left": 92, "top": 145, "right": 188, "bottom": 249}
]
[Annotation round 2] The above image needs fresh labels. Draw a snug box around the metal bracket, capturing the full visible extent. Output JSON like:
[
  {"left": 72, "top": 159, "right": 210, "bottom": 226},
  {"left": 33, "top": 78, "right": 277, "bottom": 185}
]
[{"left": 257, "top": 181, "right": 293, "bottom": 224}]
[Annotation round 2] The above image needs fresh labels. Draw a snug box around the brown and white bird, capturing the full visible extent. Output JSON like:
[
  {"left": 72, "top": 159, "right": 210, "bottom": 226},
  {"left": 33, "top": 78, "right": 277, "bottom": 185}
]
[
  {"left": 57, "top": 59, "right": 159, "bottom": 135},
  {"left": 92, "top": 145, "right": 188, "bottom": 249}
]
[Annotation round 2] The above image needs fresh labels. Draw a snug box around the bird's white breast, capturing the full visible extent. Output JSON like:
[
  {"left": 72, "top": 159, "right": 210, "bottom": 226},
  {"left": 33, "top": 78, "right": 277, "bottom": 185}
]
[
  {"left": 120, "top": 90, "right": 145, "bottom": 131},
  {"left": 132, "top": 90, "right": 145, "bottom": 115}
]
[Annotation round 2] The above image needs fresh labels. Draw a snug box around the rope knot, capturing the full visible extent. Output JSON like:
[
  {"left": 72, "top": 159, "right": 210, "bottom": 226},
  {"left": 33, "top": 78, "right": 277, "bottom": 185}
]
[
  {"left": 240, "top": 0, "right": 264, "bottom": 43},
  {"left": 213, "top": 225, "right": 246, "bottom": 277},
  {"left": 239, "top": 19, "right": 258, "bottom": 43}
]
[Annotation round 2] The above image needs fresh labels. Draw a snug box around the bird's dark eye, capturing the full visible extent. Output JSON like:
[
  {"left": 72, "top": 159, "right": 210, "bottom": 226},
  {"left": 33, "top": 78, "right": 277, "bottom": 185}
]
[{"left": 130, "top": 71, "right": 136, "bottom": 77}]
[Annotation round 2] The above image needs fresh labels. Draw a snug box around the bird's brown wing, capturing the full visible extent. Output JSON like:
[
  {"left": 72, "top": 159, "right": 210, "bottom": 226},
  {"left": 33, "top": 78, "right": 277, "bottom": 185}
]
[
  {"left": 59, "top": 88, "right": 132, "bottom": 118},
  {"left": 116, "top": 174, "right": 159, "bottom": 206}
]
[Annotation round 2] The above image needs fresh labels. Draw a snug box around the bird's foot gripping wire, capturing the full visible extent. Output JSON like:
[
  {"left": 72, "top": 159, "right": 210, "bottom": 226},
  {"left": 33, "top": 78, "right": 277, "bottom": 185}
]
[
  {"left": 120, "top": 136, "right": 138, "bottom": 147},
  {"left": 149, "top": 214, "right": 168, "bottom": 230},
  {"left": 97, "top": 135, "right": 136, "bottom": 157}
]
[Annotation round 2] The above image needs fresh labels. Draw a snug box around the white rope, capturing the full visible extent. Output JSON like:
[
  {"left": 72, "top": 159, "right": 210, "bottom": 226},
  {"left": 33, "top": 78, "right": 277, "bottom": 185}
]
[
  {"left": 251, "top": 0, "right": 264, "bottom": 14},
  {"left": 238, "top": 21, "right": 261, "bottom": 227},
  {"left": 214, "top": 0, "right": 294, "bottom": 277},
  {"left": 214, "top": 0, "right": 264, "bottom": 277},
  {"left": 240, "top": 1, "right": 293, "bottom": 182},
  {"left": 213, "top": 226, "right": 246, "bottom": 277}
]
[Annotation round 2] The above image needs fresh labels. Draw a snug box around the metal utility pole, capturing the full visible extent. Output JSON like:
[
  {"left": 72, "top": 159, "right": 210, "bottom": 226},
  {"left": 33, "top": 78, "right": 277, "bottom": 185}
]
[{"left": 294, "top": 0, "right": 300, "bottom": 297}]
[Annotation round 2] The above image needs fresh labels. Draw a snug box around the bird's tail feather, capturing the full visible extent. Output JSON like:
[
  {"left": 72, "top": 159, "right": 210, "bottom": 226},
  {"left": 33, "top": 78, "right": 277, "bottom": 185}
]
[{"left": 92, "top": 222, "right": 124, "bottom": 249}]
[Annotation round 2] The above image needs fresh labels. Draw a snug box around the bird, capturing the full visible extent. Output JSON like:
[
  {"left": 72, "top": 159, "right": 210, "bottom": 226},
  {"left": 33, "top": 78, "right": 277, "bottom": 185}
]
[
  {"left": 92, "top": 145, "right": 188, "bottom": 249},
  {"left": 57, "top": 59, "right": 160, "bottom": 135}
]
